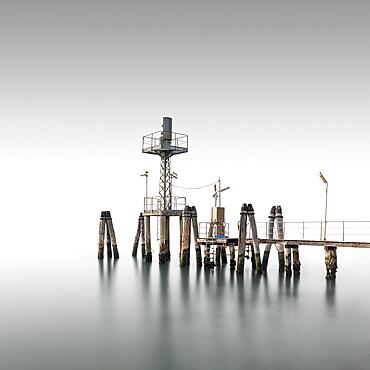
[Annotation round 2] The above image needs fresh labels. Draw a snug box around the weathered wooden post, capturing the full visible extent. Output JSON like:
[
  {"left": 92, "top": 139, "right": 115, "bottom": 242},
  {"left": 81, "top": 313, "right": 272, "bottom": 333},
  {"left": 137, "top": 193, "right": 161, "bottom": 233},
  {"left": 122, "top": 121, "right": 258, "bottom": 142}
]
[
  {"left": 159, "top": 215, "right": 167, "bottom": 264},
  {"left": 106, "top": 225, "right": 112, "bottom": 259},
  {"left": 247, "top": 204, "right": 262, "bottom": 273},
  {"left": 285, "top": 244, "right": 292, "bottom": 274},
  {"left": 180, "top": 206, "right": 192, "bottom": 267},
  {"left": 132, "top": 213, "right": 143, "bottom": 257},
  {"left": 215, "top": 246, "right": 221, "bottom": 266},
  {"left": 275, "top": 205, "right": 285, "bottom": 273},
  {"left": 221, "top": 246, "right": 227, "bottom": 264},
  {"left": 106, "top": 211, "right": 119, "bottom": 259},
  {"left": 325, "top": 245, "right": 337, "bottom": 279},
  {"left": 237, "top": 203, "right": 248, "bottom": 274},
  {"left": 191, "top": 206, "right": 202, "bottom": 267},
  {"left": 98, "top": 211, "right": 106, "bottom": 259},
  {"left": 262, "top": 206, "right": 276, "bottom": 272},
  {"left": 229, "top": 242, "right": 236, "bottom": 271},
  {"left": 145, "top": 216, "right": 152, "bottom": 262},
  {"left": 165, "top": 215, "right": 170, "bottom": 261},
  {"left": 292, "top": 244, "right": 301, "bottom": 275},
  {"left": 140, "top": 215, "right": 146, "bottom": 257},
  {"left": 204, "top": 243, "right": 213, "bottom": 269}
]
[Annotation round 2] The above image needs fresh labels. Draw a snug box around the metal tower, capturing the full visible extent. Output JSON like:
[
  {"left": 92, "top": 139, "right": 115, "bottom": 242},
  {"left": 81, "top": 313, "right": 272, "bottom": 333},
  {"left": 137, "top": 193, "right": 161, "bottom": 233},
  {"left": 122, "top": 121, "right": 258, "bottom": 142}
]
[
  {"left": 142, "top": 117, "right": 188, "bottom": 212},
  {"left": 141, "top": 117, "right": 188, "bottom": 263}
]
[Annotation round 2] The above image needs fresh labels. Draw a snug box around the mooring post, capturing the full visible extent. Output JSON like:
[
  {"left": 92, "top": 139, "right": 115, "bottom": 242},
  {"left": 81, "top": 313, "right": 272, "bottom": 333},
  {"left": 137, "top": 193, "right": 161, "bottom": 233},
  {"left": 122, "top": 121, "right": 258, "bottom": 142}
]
[
  {"left": 285, "top": 244, "right": 292, "bottom": 274},
  {"left": 159, "top": 215, "right": 167, "bottom": 264},
  {"left": 106, "top": 211, "right": 119, "bottom": 259},
  {"left": 247, "top": 204, "right": 262, "bottom": 273},
  {"left": 191, "top": 206, "right": 202, "bottom": 267},
  {"left": 140, "top": 214, "right": 146, "bottom": 257},
  {"left": 165, "top": 215, "right": 170, "bottom": 261},
  {"left": 262, "top": 206, "right": 276, "bottom": 272},
  {"left": 204, "top": 243, "right": 213, "bottom": 269},
  {"left": 106, "top": 224, "right": 112, "bottom": 259},
  {"left": 325, "top": 245, "right": 337, "bottom": 279},
  {"left": 144, "top": 216, "right": 152, "bottom": 262},
  {"left": 180, "top": 206, "right": 192, "bottom": 267},
  {"left": 221, "top": 246, "right": 227, "bottom": 264},
  {"left": 292, "top": 244, "right": 301, "bottom": 275},
  {"left": 215, "top": 246, "right": 221, "bottom": 266},
  {"left": 237, "top": 203, "right": 248, "bottom": 274},
  {"left": 98, "top": 211, "right": 106, "bottom": 259},
  {"left": 229, "top": 242, "right": 236, "bottom": 271},
  {"left": 132, "top": 213, "right": 143, "bottom": 257},
  {"left": 275, "top": 205, "right": 285, "bottom": 273}
]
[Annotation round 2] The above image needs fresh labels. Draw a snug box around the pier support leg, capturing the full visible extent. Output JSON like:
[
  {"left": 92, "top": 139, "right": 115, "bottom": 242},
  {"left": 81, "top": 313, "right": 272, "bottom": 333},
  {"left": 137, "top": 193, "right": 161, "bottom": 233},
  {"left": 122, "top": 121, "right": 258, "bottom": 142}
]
[
  {"left": 285, "top": 244, "right": 292, "bottom": 275},
  {"left": 97, "top": 211, "right": 106, "bottom": 259},
  {"left": 106, "top": 211, "right": 119, "bottom": 259},
  {"left": 132, "top": 213, "right": 143, "bottom": 257},
  {"left": 221, "top": 246, "right": 227, "bottom": 264},
  {"left": 325, "top": 246, "right": 337, "bottom": 279},
  {"left": 215, "top": 246, "right": 221, "bottom": 266},
  {"left": 145, "top": 216, "right": 152, "bottom": 262},
  {"left": 276, "top": 206, "right": 285, "bottom": 273},
  {"left": 159, "top": 215, "right": 167, "bottom": 264},
  {"left": 237, "top": 204, "right": 248, "bottom": 274},
  {"left": 292, "top": 244, "right": 301, "bottom": 276},
  {"left": 180, "top": 206, "right": 192, "bottom": 267},
  {"left": 106, "top": 225, "right": 112, "bottom": 259},
  {"left": 165, "top": 215, "right": 170, "bottom": 261},
  {"left": 191, "top": 207, "right": 202, "bottom": 267},
  {"left": 247, "top": 204, "right": 262, "bottom": 273},
  {"left": 262, "top": 206, "right": 276, "bottom": 272},
  {"left": 229, "top": 243, "right": 236, "bottom": 271},
  {"left": 140, "top": 215, "right": 146, "bottom": 257},
  {"left": 204, "top": 244, "right": 213, "bottom": 269}
]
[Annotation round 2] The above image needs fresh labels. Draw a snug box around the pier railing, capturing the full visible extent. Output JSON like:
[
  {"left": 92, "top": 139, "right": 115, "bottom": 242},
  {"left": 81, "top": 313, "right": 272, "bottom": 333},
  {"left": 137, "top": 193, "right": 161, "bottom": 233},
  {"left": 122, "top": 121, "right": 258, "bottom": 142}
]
[
  {"left": 246, "top": 221, "right": 370, "bottom": 243},
  {"left": 144, "top": 196, "right": 187, "bottom": 212}
]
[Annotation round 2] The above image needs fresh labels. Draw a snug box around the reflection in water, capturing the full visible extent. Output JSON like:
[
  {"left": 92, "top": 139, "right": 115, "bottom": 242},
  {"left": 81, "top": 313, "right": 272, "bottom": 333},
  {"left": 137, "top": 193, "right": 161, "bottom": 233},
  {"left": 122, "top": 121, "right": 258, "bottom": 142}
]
[
  {"left": 98, "top": 259, "right": 118, "bottom": 289},
  {"left": 325, "top": 279, "right": 336, "bottom": 310}
]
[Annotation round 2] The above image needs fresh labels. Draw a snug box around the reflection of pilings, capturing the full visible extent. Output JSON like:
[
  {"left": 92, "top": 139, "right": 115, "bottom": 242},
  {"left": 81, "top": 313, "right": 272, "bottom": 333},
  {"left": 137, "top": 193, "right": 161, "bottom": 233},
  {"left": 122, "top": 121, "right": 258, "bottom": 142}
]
[
  {"left": 229, "top": 242, "right": 236, "bottom": 271},
  {"left": 145, "top": 216, "right": 152, "bottom": 262},
  {"left": 285, "top": 244, "right": 292, "bottom": 274},
  {"left": 106, "top": 212, "right": 119, "bottom": 259},
  {"left": 275, "top": 206, "right": 285, "bottom": 273},
  {"left": 325, "top": 245, "right": 337, "bottom": 279},
  {"left": 292, "top": 244, "right": 301, "bottom": 275},
  {"left": 97, "top": 211, "right": 106, "bottom": 259},
  {"left": 132, "top": 213, "right": 143, "bottom": 257},
  {"left": 180, "top": 206, "right": 192, "bottom": 267},
  {"left": 191, "top": 207, "right": 202, "bottom": 267},
  {"left": 247, "top": 204, "right": 262, "bottom": 273},
  {"left": 262, "top": 206, "right": 276, "bottom": 272},
  {"left": 237, "top": 203, "right": 248, "bottom": 274}
]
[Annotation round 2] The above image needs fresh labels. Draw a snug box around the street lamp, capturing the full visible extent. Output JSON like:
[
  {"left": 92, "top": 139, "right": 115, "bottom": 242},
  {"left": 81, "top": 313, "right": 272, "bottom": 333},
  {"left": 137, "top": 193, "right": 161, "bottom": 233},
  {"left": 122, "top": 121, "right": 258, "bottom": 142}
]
[
  {"left": 319, "top": 172, "right": 328, "bottom": 241},
  {"left": 140, "top": 171, "right": 149, "bottom": 198}
]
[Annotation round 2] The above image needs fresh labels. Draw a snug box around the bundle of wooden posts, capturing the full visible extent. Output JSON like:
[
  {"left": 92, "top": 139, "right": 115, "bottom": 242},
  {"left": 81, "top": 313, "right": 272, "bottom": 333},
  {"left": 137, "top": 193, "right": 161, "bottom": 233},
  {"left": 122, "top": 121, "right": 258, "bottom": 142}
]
[{"left": 97, "top": 211, "right": 119, "bottom": 259}]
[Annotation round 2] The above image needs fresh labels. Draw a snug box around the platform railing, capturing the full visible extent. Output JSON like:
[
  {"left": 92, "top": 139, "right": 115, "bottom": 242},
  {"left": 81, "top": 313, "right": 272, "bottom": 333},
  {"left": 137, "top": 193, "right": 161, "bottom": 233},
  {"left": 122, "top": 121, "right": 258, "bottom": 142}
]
[{"left": 144, "top": 196, "right": 187, "bottom": 212}]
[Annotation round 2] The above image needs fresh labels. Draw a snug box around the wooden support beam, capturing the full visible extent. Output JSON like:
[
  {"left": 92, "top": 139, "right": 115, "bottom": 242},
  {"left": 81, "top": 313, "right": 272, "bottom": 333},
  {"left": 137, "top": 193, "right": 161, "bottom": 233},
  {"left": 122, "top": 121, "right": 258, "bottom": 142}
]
[
  {"left": 285, "top": 244, "right": 292, "bottom": 274},
  {"left": 191, "top": 206, "right": 202, "bottom": 267},
  {"left": 140, "top": 214, "right": 145, "bottom": 257},
  {"left": 292, "top": 244, "right": 301, "bottom": 275},
  {"left": 229, "top": 242, "right": 236, "bottom": 271},
  {"left": 262, "top": 206, "right": 276, "bottom": 272},
  {"left": 237, "top": 203, "right": 248, "bottom": 274},
  {"left": 247, "top": 204, "right": 262, "bottom": 273},
  {"left": 132, "top": 213, "right": 143, "bottom": 257},
  {"left": 325, "top": 245, "right": 337, "bottom": 279},
  {"left": 106, "top": 211, "right": 119, "bottom": 259},
  {"left": 275, "top": 206, "right": 285, "bottom": 273},
  {"left": 180, "top": 206, "right": 192, "bottom": 267},
  {"left": 97, "top": 211, "right": 106, "bottom": 259},
  {"left": 106, "top": 223, "right": 112, "bottom": 259},
  {"left": 144, "top": 216, "right": 152, "bottom": 262}
]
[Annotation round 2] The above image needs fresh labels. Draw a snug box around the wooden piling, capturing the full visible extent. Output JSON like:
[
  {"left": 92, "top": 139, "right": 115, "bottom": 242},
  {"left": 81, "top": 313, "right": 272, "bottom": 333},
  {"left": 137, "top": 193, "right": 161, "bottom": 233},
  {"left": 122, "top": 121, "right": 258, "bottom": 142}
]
[
  {"left": 191, "top": 206, "right": 202, "bottom": 267},
  {"left": 236, "top": 203, "right": 248, "bottom": 274},
  {"left": 325, "top": 245, "right": 337, "bottom": 279},
  {"left": 106, "top": 211, "right": 119, "bottom": 259},
  {"left": 221, "top": 246, "right": 227, "bottom": 264},
  {"left": 144, "top": 216, "right": 152, "bottom": 262},
  {"left": 229, "top": 242, "right": 236, "bottom": 271},
  {"left": 132, "top": 213, "right": 143, "bottom": 257},
  {"left": 106, "top": 224, "right": 112, "bottom": 259},
  {"left": 262, "top": 206, "right": 276, "bottom": 272},
  {"left": 165, "top": 215, "right": 170, "bottom": 261},
  {"left": 140, "top": 215, "right": 145, "bottom": 257},
  {"left": 215, "top": 247, "right": 221, "bottom": 266},
  {"left": 97, "top": 211, "right": 106, "bottom": 259},
  {"left": 285, "top": 244, "right": 292, "bottom": 274},
  {"left": 275, "top": 205, "right": 285, "bottom": 273},
  {"left": 292, "top": 244, "right": 301, "bottom": 275},
  {"left": 204, "top": 244, "right": 213, "bottom": 269},
  {"left": 247, "top": 204, "right": 262, "bottom": 273},
  {"left": 159, "top": 215, "right": 167, "bottom": 264},
  {"left": 180, "top": 206, "right": 192, "bottom": 267}
]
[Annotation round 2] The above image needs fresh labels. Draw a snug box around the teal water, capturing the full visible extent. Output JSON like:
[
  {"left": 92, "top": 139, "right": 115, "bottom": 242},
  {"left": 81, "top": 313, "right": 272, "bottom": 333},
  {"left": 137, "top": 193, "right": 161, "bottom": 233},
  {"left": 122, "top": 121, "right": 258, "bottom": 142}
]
[{"left": 1, "top": 247, "right": 369, "bottom": 370}]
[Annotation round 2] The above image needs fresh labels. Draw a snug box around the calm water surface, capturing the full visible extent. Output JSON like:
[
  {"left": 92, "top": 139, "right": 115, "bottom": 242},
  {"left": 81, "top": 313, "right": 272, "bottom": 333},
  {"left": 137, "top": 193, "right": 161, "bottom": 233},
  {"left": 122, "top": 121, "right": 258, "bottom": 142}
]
[{"left": 1, "top": 247, "right": 370, "bottom": 370}]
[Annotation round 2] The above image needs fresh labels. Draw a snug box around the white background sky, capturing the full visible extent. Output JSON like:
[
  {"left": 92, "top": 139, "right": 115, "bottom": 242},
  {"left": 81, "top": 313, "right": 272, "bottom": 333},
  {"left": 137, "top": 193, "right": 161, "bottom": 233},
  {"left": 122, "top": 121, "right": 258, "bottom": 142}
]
[{"left": 1, "top": 0, "right": 369, "bottom": 259}]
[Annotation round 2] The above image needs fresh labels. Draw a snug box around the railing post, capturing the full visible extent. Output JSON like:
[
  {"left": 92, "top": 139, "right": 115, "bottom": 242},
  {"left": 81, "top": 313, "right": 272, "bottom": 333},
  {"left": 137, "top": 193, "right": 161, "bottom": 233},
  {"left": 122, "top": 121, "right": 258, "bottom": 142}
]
[
  {"left": 302, "top": 222, "right": 305, "bottom": 239},
  {"left": 342, "top": 221, "right": 345, "bottom": 242}
]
